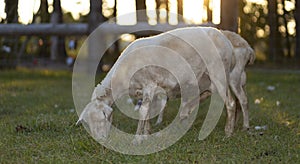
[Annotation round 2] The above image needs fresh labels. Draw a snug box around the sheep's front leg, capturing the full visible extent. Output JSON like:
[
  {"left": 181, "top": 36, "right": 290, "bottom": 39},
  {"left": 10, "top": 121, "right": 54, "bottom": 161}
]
[
  {"left": 133, "top": 106, "right": 150, "bottom": 145},
  {"left": 133, "top": 84, "right": 156, "bottom": 145},
  {"left": 133, "top": 105, "right": 151, "bottom": 145}
]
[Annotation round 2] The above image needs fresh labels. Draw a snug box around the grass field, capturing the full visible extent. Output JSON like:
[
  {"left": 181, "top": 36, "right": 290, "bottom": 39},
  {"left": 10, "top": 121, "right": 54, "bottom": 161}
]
[{"left": 0, "top": 68, "right": 299, "bottom": 163}]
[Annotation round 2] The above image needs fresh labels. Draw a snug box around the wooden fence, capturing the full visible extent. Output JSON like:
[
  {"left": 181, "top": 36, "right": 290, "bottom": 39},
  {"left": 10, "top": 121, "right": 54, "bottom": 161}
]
[{"left": 0, "top": 22, "right": 215, "bottom": 36}]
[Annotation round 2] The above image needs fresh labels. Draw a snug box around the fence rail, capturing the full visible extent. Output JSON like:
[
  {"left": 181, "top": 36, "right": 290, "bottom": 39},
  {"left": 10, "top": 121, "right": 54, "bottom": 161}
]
[{"left": 0, "top": 22, "right": 215, "bottom": 36}]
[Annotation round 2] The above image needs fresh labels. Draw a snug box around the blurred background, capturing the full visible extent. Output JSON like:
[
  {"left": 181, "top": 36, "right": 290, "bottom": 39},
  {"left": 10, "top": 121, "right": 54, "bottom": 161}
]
[{"left": 0, "top": 0, "right": 299, "bottom": 70}]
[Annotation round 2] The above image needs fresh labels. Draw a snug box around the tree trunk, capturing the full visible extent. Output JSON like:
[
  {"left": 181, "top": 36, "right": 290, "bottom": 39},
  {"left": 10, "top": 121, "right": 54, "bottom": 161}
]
[
  {"left": 136, "top": 0, "right": 147, "bottom": 22},
  {"left": 268, "top": 0, "right": 281, "bottom": 62},
  {"left": 177, "top": 0, "right": 183, "bottom": 22},
  {"left": 282, "top": 0, "right": 291, "bottom": 59},
  {"left": 50, "top": 0, "right": 66, "bottom": 61},
  {"left": 2, "top": 0, "right": 19, "bottom": 69},
  {"left": 156, "top": 0, "right": 162, "bottom": 22},
  {"left": 87, "top": 0, "right": 106, "bottom": 73},
  {"left": 220, "top": 0, "right": 238, "bottom": 32},
  {"left": 4, "top": 0, "right": 18, "bottom": 23},
  {"left": 296, "top": 0, "right": 300, "bottom": 63},
  {"left": 16, "top": 9, "right": 41, "bottom": 65},
  {"left": 89, "top": 0, "right": 105, "bottom": 33},
  {"left": 165, "top": 0, "right": 169, "bottom": 23},
  {"left": 39, "top": 0, "right": 50, "bottom": 23},
  {"left": 205, "top": 0, "right": 212, "bottom": 22},
  {"left": 38, "top": 0, "right": 50, "bottom": 59},
  {"left": 114, "top": 0, "right": 117, "bottom": 18}
]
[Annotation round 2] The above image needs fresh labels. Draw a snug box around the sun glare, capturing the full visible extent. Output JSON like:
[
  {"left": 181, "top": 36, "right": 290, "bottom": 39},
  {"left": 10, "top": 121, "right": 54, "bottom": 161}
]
[
  {"left": 0, "top": 0, "right": 6, "bottom": 22},
  {"left": 183, "top": 0, "right": 204, "bottom": 24},
  {"left": 18, "top": 0, "right": 40, "bottom": 24},
  {"left": 247, "top": 0, "right": 267, "bottom": 5},
  {"left": 60, "top": 0, "right": 90, "bottom": 20},
  {"left": 168, "top": 0, "right": 178, "bottom": 25},
  {"left": 116, "top": 0, "right": 137, "bottom": 25},
  {"left": 8, "top": 0, "right": 222, "bottom": 25},
  {"left": 146, "top": 0, "right": 157, "bottom": 25},
  {"left": 211, "top": 0, "right": 220, "bottom": 24}
]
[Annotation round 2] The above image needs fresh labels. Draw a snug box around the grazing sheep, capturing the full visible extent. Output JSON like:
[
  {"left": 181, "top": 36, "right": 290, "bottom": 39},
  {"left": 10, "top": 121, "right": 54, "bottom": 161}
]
[
  {"left": 221, "top": 30, "right": 255, "bottom": 130},
  {"left": 153, "top": 30, "right": 255, "bottom": 130},
  {"left": 77, "top": 27, "right": 238, "bottom": 142}
]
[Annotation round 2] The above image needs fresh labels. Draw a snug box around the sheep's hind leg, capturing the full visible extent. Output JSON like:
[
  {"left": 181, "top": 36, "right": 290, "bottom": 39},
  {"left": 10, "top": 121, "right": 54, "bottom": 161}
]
[
  {"left": 230, "top": 72, "right": 249, "bottom": 131},
  {"left": 155, "top": 95, "right": 168, "bottom": 125},
  {"left": 224, "top": 89, "right": 236, "bottom": 137},
  {"left": 234, "top": 99, "right": 242, "bottom": 127}
]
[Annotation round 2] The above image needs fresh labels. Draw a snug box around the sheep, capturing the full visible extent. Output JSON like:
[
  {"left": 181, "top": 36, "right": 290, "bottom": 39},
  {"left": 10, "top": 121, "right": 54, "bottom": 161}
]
[
  {"left": 77, "top": 27, "right": 237, "bottom": 143},
  {"left": 152, "top": 30, "right": 255, "bottom": 130},
  {"left": 221, "top": 30, "right": 255, "bottom": 130}
]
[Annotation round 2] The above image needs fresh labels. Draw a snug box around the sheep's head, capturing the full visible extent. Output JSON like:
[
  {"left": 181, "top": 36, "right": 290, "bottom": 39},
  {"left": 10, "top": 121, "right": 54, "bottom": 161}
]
[{"left": 76, "top": 101, "right": 113, "bottom": 140}]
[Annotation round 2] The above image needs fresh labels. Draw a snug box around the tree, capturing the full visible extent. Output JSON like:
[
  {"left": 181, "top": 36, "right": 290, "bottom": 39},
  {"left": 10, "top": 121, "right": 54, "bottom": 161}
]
[
  {"left": 204, "top": 0, "right": 212, "bottom": 22},
  {"left": 268, "top": 0, "right": 281, "bottom": 62},
  {"left": 177, "top": 0, "right": 183, "bottom": 22},
  {"left": 156, "top": 0, "right": 162, "bottom": 22},
  {"left": 17, "top": 2, "right": 50, "bottom": 65},
  {"left": 89, "top": 0, "right": 105, "bottom": 32},
  {"left": 38, "top": 0, "right": 50, "bottom": 23},
  {"left": 155, "top": 0, "right": 169, "bottom": 23},
  {"left": 88, "top": 0, "right": 106, "bottom": 73},
  {"left": 136, "top": 0, "right": 147, "bottom": 22},
  {"left": 4, "top": 0, "right": 18, "bottom": 23},
  {"left": 296, "top": 0, "right": 300, "bottom": 62},
  {"left": 37, "top": 0, "right": 51, "bottom": 58},
  {"left": 50, "top": 0, "right": 66, "bottom": 61},
  {"left": 1, "top": 0, "right": 19, "bottom": 69},
  {"left": 220, "top": 0, "right": 238, "bottom": 32}
]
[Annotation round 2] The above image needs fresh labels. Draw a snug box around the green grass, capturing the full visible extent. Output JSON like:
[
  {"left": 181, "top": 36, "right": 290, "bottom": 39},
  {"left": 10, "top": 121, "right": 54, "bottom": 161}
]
[{"left": 0, "top": 68, "right": 299, "bottom": 163}]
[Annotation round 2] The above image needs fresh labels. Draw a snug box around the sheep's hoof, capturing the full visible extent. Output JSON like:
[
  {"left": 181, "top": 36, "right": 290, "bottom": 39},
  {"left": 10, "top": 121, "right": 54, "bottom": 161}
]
[
  {"left": 155, "top": 119, "right": 162, "bottom": 126},
  {"left": 132, "top": 135, "right": 147, "bottom": 145},
  {"left": 132, "top": 138, "right": 142, "bottom": 145},
  {"left": 179, "top": 112, "right": 189, "bottom": 120},
  {"left": 225, "top": 132, "right": 233, "bottom": 138},
  {"left": 242, "top": 126, "right": 250, "bottom": 131},
  {"left": 225, "top": 127, "right": 233, "bottom": 137}
]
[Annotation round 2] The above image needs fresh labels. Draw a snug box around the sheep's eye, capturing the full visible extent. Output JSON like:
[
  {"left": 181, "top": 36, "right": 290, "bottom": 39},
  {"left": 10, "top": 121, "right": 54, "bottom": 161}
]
[{"left": 137, "top": 99, "right": 142, "bottom": 106}]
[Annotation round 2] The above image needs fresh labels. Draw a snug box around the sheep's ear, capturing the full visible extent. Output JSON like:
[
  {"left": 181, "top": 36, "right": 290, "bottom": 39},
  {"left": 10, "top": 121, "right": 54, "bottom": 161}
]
[
  {"left": 247, "top": 47, "right": 256, "bottom": 65},
  {"left": 76, "top": 109, "right": 86, "bottom": 125},
  {"left": 76, "top": 102, "right": 92, "bottom": 125},
  {"left": 76, "top": 112, "right": 84, "bottom": 125}
]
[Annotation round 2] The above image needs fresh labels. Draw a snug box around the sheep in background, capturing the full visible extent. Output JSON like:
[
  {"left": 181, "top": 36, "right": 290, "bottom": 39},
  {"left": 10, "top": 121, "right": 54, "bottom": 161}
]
[
  {"left": 152, "top": 30, "right": 255, "bottom": 131},
  {"left": 222, "top": 30, "right": 255, "bottom": 130}
]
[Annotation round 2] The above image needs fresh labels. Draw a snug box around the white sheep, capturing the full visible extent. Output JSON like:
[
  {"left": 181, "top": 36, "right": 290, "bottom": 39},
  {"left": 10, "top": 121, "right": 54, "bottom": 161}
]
[
  {"left": 77, "top": 27, "right": 238, "bottom": 142},
  {"left": 152, "top": 30, "right": 255, "bottom": 131}
]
